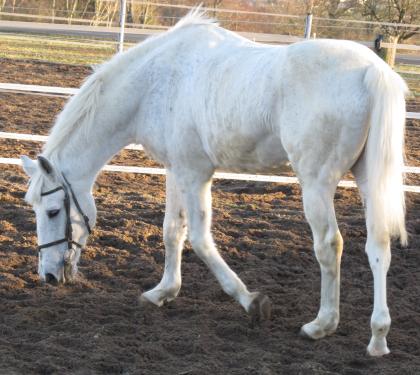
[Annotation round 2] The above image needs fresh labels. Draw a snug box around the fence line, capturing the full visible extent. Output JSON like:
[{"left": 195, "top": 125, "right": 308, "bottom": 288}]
[
  {"left": 0, "top": 82, "right": 418, "bottom": 144},
  {"left": 0, "top": 83, "right": 78, "bottom": 95},
  {"left": 3, "top": 131, "right": 419, "bottom": 174},
  {"left": 1, "top": 157, "right": 419, "bottom": 193},
  {"left": 0, "top": 131, "right": 143, "bottom": 151},
  {"left": 0, "top": 83, "right": 419, "bottom": 120},
  {"left": 1, "top": 17, "right": 420, "bottom": 51},
  {"left": 5, "top": 3, "right": 420, "bottom": 29}
]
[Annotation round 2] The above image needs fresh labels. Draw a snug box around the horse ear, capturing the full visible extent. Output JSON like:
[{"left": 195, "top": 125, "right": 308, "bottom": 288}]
[
  {"left": 21, "top": 155, "right": 37, "bottom": 177},
  {"left": 37, "top": 156, "right": 55, "bottom": 177}
]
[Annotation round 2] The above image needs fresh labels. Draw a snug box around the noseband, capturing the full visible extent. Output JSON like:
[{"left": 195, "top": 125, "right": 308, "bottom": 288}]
[{"left": 37, "top": 174, "right": 92, "bottom": 253}]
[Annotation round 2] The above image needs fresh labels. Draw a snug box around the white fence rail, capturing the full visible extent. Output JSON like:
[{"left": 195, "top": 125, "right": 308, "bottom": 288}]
[
  {"left": 0, "top": 131, "right": 143, "bottom": 151},
  {"left": 1, "top": 157, "right": 419, "bottom": 193},
  {"left": 0, "top": 83, "right": 419, "bottom": 120},
  {"left": 3, "top": 131, "right": 419, "bottom": 175}
]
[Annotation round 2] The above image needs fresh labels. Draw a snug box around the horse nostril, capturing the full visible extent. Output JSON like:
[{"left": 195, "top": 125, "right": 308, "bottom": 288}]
[{"left": 45, "top": 273, "right": 58, "bottom": 285}]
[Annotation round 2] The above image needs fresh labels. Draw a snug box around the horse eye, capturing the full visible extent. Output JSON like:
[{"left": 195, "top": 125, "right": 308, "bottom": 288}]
[{"left": 47, "top": 209, "right": 60, "bottom": 218}]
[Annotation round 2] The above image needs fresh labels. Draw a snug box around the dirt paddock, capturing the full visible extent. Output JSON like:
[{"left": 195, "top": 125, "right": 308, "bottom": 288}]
[{"left": 0, "top": 59, "right": 419, "bottom": 374}]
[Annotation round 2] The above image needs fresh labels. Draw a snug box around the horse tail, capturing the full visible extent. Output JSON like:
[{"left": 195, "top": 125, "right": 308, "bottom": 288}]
[{"left": 363, "top": 62, "right": 408, "bottom": 245}]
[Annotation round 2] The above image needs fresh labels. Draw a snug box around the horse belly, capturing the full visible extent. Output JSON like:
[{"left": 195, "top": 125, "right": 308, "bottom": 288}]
[{"left": 212, "top": 134, "right": 291, "bottom": 174}]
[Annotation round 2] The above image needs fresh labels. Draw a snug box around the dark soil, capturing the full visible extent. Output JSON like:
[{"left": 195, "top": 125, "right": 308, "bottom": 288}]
[{"left": 0, "top": 58, "right": 419, "bottom": 375}]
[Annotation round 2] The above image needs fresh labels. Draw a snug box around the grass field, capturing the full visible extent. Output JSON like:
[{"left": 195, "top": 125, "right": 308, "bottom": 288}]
[
  {"left": 0, "top": 31, "right": 419, "bottom": 97},
  {"left": 0, "top": 32, "right": 121, "bottom": 64}
]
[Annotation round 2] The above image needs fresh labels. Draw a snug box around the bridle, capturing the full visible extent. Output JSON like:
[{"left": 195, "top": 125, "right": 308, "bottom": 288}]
[{"left": 37, "top": 174, "right": 92, "bottom": 253}]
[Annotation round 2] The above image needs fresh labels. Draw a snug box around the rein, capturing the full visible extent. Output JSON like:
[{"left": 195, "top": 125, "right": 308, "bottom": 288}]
[{"left": 37, "top": 174, "right": 91, "bottom": 253}]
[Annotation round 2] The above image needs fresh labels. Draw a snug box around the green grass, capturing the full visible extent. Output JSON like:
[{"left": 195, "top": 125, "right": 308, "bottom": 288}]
[
  {"left": 0, "top": 32, "right": 137, "bottom": 65},
  {"left": 396, "top": 64, "right": 420, "bottom": 74},
  {"left": 394, "top": 65, "right": 420, "bottom": 98}
]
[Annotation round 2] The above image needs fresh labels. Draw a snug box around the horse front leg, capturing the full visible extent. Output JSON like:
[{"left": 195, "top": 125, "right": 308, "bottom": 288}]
[
  {"left": 300, "top": 185, "right": 343, "bottom": 339},
  {"left": 178, "top": 170, "right": 271, "bottom": 324},
  {"left": 140, "top": 171, "right": 187, "bottom": 306}
]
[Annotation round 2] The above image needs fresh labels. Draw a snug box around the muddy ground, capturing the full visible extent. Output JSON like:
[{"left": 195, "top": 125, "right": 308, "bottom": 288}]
[{"left": 0, "top": 59, "right": 419, "bottom": 374}]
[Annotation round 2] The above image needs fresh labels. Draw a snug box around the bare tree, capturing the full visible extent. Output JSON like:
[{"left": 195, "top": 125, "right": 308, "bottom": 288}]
[
  {"left": 325, "top": 0, "right": 360, "bottom": 18},
  {"left": 0, "top": 0, "right": 7, "bottom": 12},
  {"left": 206, "top": 0, "right": 223, "bottom": 18},
  {"left": 58, "top": 0, "right": 95, "bottom": 24},
  {"left": 360, "top": 0, "right": 419, "bottom": 66},
  {"left": 91, "top": 0, "right": 119, "bottom": 27},
  {"left": 65, "top": 0, "right": 79, "bottom": 24},
  {"left": 305, "top": 0, "right": 314, "bottom": 14},
  {"left": 125, "top": 0, "right": 157, "bottom": 28}
]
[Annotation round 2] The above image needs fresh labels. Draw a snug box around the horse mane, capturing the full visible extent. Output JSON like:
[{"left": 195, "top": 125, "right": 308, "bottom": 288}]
[
  {"left": 172, "top": 6, "right": 217, "bottom": 29},
  {"left": 43, "top": 7, "right": 215, "bottom": 160}
]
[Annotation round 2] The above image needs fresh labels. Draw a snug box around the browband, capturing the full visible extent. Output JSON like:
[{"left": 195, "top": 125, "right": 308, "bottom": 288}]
[{"left": 41, "top": 186, "right": 64, "bottom": 196}]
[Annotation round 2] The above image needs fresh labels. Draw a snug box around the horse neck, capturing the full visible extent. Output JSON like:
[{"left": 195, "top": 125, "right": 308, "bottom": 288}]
[{"left": 49, "top": 124, "right": 133, "bottom": 191}]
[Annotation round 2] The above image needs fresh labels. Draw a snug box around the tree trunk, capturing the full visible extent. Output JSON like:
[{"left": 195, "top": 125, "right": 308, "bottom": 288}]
[{"left": 378, "top": 35, "right": 399, "bottom": 68}]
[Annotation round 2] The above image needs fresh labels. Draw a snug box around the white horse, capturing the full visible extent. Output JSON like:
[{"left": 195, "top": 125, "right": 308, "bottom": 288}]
[{"left": 21, "top": 10, "right": 407, "bottom": 356}]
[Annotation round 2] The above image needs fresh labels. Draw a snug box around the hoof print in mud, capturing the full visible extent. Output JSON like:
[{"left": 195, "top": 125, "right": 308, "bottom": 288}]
[{"left": 248, "top": 293, "right": 272, "bottom": 327}]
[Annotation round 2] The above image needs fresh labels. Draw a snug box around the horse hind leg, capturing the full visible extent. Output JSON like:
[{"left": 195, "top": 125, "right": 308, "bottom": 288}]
[
  {"left": 140, "top": 171, "right": 187, "bottom": 307},
  {"left": 300, "top": 183, "right": 343, "bottom": 340},
  {"left": 176, "top": 169, "right": 271, "bottom": 324},
  {"left": 352, "top": 159, "right": 391, "bottom": 356}
]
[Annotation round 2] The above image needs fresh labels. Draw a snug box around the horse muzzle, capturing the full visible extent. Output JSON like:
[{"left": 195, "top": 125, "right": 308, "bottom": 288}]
[{"left": 41, "top": 248, "right": 78, "bottom": 285}]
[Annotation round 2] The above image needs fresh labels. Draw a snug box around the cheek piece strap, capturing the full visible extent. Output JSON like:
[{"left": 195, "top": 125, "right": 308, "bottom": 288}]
[{"left": 37, "top": 174, "right": 92, "bottom": 253}]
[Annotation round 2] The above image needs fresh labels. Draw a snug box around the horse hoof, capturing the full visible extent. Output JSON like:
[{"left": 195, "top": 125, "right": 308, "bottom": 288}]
[
  {"left": 367, "top": 339, "right": 390, "bottom": 357},
  {"left": 367, "top": 346, "right": 390, "bottom": 357},
  {"left": 248, "top": 293, "right": 272, "bottom": 327},
  {"left": 138, "top": 293, "right": 160, "bottom": 309},
  {"left": 299, "top": 327, "right": 315, "bottom": 340}
]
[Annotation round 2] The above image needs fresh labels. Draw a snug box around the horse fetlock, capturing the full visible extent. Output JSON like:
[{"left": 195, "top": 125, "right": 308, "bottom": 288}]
[
  {"left": 320, "top": 310, "right": 339, "bottom": 331},
  {"left": 247, "top": 292, "right": 272, "bottom": 327},
  {"left": 371, "top": 311, "right": 391, "bottom": 338}
]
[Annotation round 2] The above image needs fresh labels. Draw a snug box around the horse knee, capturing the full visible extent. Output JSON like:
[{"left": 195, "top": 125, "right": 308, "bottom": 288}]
[
  {"left": 189, "top": 233, "right": 213, "bottom": 258},
  {"left": 163, "top": 227, "right": 186, "bottom": 248},
  {"left": 330, "top": 231, "right": 343, "bottom": 256},
  {"left": 163, "top": 216, "right": 187, "bottom": 247}
]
